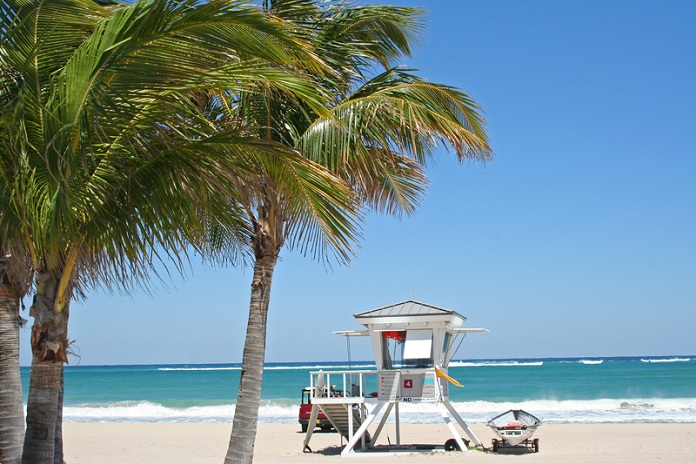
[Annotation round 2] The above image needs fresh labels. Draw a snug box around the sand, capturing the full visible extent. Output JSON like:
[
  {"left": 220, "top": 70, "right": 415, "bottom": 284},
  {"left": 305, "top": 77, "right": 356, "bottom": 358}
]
[{"left": 63, "top": 422, "right": 696, "bottom": 463}]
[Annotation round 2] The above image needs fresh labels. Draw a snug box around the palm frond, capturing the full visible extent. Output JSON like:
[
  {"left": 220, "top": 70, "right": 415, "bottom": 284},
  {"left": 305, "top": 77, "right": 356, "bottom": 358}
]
[
  {"left": 0, "top": 0, "right": 338, "bottom": 294},
  {"left": 297, "top": 69, "right": 490, "bottom": 216},
  {"left": 316, "top": 3, "right": 424, "bottom": 69}
]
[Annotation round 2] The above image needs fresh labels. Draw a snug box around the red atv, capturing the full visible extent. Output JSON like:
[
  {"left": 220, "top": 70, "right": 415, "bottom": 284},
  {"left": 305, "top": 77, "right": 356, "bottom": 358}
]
[{"left": 298, "top": 387, "right": 334, "bottom": 432}]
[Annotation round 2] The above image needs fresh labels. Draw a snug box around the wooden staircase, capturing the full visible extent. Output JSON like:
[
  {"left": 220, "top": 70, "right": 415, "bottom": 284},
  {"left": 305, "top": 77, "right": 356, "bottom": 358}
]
[{"left": 318, "top": 403, "right": 364, "bottom": 439}]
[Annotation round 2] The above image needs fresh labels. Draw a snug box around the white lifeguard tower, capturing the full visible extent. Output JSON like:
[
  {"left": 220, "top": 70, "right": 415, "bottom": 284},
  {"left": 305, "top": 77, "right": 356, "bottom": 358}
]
[{"left": 302, "top": 300, "right": 487, "bottom": 456}]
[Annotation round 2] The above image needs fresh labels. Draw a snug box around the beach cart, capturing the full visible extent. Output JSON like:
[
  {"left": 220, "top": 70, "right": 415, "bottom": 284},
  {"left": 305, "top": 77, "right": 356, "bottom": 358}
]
[{"left": 487, "top": 409, "right": 541, "bottom": 453}]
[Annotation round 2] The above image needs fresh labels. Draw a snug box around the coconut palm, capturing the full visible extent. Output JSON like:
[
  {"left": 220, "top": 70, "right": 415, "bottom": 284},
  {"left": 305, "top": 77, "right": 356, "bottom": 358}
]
[
  {"left": 0, "top": 27, "right": 34, "bottom": 464},
  {"left": 0, "top": 253, "right": 28, "bottom": 464},
  {"left": 0, "top": 294, "right": 23, "bottom": 464},
  {"left": 221, "top": 1, "right": 491, "bottom": 462},
  {"left": 1, "top": 0, "right": 357, "bottom": 461}
]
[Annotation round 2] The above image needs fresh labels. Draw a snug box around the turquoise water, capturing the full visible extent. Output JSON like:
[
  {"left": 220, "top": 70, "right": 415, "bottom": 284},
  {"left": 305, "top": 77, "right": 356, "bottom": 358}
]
[{"left": 21, "top": 356, "right": 696, "bottom": 424}]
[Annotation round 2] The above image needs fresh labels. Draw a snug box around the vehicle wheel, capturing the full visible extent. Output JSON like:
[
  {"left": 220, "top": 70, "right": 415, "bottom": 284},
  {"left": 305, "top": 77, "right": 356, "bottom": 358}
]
[
  {"left": 444, "top": 438, "right": 461, "bottom": 452},
  {"left": 492, "top": 439, "right": 498, "bottom": 452},
  {"left": 301, "top": 423, "right": 308, "bottom": 433},
  {"left": 533, "top": 438, "right": 539, "bottom": 453}
]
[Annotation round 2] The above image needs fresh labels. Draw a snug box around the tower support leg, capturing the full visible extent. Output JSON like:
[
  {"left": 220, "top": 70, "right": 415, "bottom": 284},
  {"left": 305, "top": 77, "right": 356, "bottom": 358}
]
[
  {"left": 442, "top": 400, "right": 483, "bottom": 447},
  {"left": 369, "top": 402, "right": 394, "bottom": 446},
  {"left": 436, "top": 403, "right": 469, "bottom": 451},
  {"left": 341, "top": 402, "right": 385, "bottom": 456}
]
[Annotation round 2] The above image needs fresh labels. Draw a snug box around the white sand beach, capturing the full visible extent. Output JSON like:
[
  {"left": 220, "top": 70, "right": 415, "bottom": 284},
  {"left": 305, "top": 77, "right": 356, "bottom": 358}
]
[{"left": 63, "top": 422, "right": 696, "bottom": 463}]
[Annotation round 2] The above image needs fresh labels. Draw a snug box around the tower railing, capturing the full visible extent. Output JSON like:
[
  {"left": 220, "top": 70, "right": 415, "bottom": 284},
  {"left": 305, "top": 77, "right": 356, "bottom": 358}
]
[{"left": 309, "top": 370, "right": 379, "bottom": 404}]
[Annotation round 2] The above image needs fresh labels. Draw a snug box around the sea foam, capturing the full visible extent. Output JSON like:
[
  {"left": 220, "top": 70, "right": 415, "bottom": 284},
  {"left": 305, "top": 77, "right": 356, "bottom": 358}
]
[
  {"left": 62, "top": 397, "right": 696, "bottom": 424},
  {"left": 448, "top": 361, "right": 544, "bottom": 367},
  {"left": 641, "top": 358, "right": 691, "bottom": 363}
]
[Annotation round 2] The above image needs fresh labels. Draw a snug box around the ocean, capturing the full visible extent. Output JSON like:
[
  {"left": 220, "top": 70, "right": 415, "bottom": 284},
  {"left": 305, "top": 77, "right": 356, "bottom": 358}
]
[{"left": 21, "top": 356, "right": 696, "bottom": 424}]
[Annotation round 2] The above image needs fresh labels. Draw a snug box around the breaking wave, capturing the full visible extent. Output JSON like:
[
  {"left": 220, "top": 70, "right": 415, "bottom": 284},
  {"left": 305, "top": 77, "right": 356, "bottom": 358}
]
[
  {"left": 449, "top": 361, "right": 544, "bottom": 367},
  {"left": 157, "top": 363, "right": 376, "bottom": 372},
  {"left": 641, "top": 358, "right": 691, "bottom": 363},
  {"left": 62, "top": 397, "right": 696, "bottom": 424}
]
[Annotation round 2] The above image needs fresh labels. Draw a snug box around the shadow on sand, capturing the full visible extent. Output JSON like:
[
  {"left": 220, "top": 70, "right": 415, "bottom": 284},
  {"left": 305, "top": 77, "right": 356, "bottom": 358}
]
[{"left": 489, "top": 445, "right": 536, "bottom": 455}]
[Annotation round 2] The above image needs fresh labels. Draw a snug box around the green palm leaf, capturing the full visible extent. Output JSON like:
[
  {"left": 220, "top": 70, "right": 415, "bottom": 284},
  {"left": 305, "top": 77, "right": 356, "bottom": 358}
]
[{"left": 2, "top": 1, "right": 353, "bottom": 459}]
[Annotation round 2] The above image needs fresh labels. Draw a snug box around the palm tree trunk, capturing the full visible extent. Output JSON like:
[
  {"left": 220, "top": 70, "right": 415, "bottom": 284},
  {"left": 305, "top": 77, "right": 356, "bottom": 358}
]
[
  {"left": 22, "top": 360, "right": 62, "bottom": 464},
  {"left": 0, "top": 283, "right": 24, "bottom": 464},
  {"left": 22, "top": 271, "right": 69, "bottom": 464},
  {"left": 53, "top": 368, "right": 64, "bottom": 464},
  {"left": 225, "top": 250, "right": 278, "bottom": 464}
]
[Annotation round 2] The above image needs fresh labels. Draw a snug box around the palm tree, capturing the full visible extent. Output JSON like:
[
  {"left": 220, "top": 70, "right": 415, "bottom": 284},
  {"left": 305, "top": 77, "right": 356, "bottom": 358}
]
[
  {"left": 1, "top": 0, "right": 355, "bottom": 461},
  {"left": 222, "top": 1, "right": 491, "bottom": 462},
  {"left": 0, "top": 254, "right": 29, "bottom": 464},
  {"left": 1, "top": 26, "right": 34, "bottom": 464}
]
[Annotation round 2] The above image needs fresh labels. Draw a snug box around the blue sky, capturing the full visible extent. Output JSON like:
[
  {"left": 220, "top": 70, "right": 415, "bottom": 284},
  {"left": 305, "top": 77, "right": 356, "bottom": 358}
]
[{"left": 19, "top": 0, "right": 696, "bottom": 366}]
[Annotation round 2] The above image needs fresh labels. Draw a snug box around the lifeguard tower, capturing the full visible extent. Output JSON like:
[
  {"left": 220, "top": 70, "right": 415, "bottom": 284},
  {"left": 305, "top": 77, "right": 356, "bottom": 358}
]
[{"left": 302, "top": 300, "right": 487, "bottom": 456}]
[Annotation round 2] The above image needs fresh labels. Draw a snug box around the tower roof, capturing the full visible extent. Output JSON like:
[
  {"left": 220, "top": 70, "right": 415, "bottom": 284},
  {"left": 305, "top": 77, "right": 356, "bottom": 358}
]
[{"left": 354, "top": 300, "right": 465, "bottom": 320}]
